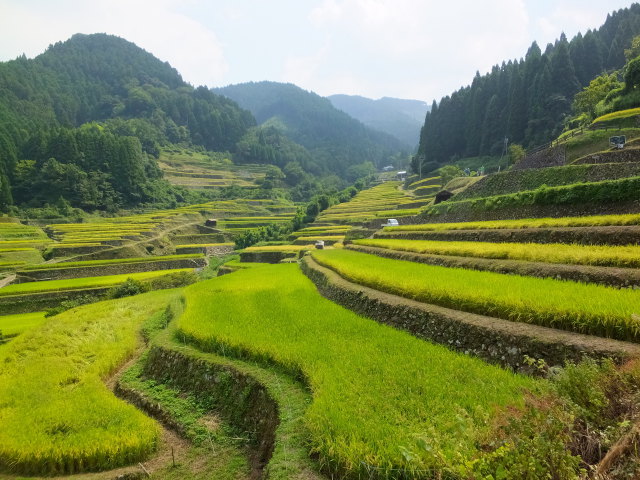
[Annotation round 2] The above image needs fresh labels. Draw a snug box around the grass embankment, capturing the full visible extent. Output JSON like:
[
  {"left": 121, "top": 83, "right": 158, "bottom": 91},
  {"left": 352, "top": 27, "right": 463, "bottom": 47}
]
[
  {"left": 0, "top": 290, "right": 179, "bottom": 474},
  {"left": 564, "top": 127, "right": 640, "bottom": 162},
  {"left": 311, "top": 249, "right": 640, "bottom": 341},
  {"left": 423, "top": 176, "right": 640, "bottom": 217},
  {"left": 354, "top": 238, "right": 640, "bottom": 269},
  {"left": 0, "top": 269, "right": 192, "bottom": 297},
  {"left": 385, "top": 212, "right": 640, "bottom": 232},
  {"left": 177, "top": 263, "right": 539, "bottom": 478}
]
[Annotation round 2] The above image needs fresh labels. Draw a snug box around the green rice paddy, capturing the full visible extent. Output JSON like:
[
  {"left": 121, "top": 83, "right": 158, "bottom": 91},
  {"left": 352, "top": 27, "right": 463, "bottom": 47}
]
[
  {"left": 311, "top": 248, "right": 640, "bottom": 341},
  {"left": 177, "top": 263, "right": 539, "bottom": 478},
  {"left": 0, "top": 290, "right": 179, "bottom": 474},
  {"left": 354, "top": 238, "right": 640, "bottom": 268}
]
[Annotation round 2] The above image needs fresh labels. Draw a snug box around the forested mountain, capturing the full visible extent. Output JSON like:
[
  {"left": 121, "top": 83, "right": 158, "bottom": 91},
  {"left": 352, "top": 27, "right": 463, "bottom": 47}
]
[
  {"left": 328, "top": 94, "right": 429, "bottom": 149},
  {"left": 0, "top": 33, "right": 255, "bottom": 210},
  {"left": 416, "top": 4, "right": 640, "bottom": 172},
  {"left": 215, "top": 82, "right": 406, "bottom": 177}
]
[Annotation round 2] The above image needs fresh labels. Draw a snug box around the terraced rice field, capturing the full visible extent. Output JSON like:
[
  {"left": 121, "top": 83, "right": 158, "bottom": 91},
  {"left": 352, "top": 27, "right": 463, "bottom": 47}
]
[
  {"left": 354, "top": 238, "right": 640, "bottom": 268},
  {"left": 158, "top": 148, "right": 269, "bottom": 189},
  {"left": 311, "top": 248, "right": 640, "bottom": 341},
  {"left": 314, "top": 181, "right": 423, "bottom": 225},
  {"left": 0, "top": 290, "right": 178, "bottom": 474},
  {"left": 384, "top": 212, "right": 640, "bottom": 232},
  {"left": 0, "top": 221, "right": 49, "bottom": 270},
  {"left": 177, "top": 263, "right": 540, "bottom": 478}
]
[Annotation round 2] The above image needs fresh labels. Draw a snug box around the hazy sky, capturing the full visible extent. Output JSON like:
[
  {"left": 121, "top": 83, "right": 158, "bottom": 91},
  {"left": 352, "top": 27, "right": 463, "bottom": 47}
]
[{"left": 0, "top": 0, "right": 634, "bottom": 102}]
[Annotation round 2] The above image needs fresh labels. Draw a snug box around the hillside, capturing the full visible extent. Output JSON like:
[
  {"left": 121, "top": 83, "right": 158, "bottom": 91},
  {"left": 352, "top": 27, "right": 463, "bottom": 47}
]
[
  {"left": 214, "top": 81, "right": 406, "bottom": 177},
  {"left": 416, "top": 4, "right": 640, "bottom": 173},
  {"left": 0, "top": 33, "right": 256, "bottom": 211},
  {"left": 328, "top": 94, "right": 429, "bottom": 148}
]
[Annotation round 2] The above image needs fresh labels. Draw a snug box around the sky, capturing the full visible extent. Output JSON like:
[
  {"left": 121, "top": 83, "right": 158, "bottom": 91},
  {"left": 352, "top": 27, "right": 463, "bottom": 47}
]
[{"left": 0, "top": 0, "right": 635, "bottom": 102}]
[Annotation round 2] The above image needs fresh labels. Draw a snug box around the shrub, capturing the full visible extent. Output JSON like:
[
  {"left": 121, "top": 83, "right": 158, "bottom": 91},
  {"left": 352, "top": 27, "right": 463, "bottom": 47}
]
[{"left": 107, "top": 278, "right": 149, "bottom": 299}]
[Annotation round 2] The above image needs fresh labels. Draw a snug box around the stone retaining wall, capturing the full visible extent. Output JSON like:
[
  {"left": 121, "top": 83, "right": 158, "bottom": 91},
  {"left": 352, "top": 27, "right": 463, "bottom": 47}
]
[
  {"left": 133, "top": 345, "right": 279, "bottom": 471},
  {"left": 300, "top": 256, "right": 640, "bottom": 372},
  {"left": 515, "top": 144, "right": 566, "bottom": 170}
]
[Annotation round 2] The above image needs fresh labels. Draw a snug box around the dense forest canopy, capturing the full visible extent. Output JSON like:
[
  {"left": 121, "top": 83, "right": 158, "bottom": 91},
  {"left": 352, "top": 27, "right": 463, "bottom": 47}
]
[
  {"left": 415, "top": 4, "right": 640, "bottom": 173},
  {"left": 0, "top": 33, "right": 255, "bottom": 211},
  {"left": 215, "top": 81, "right": 407, "bottom": 177}
]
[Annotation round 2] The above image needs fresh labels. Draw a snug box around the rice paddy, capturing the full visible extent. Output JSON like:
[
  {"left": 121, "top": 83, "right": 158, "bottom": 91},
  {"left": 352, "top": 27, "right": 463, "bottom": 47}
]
[
  {"left": 311, "top": 248, "right": 640, "bottom": 341},
  {"left": 0, "top": 312, "right": 47, "bottom": 339},
  {"left": 384, "top": 212, "right": 640, "bottom": 232},
  {"left": 0, "top": 290, "right": 178, "bottom": 474},
  {"left": 353, "top": 238, "right": 640, "bottom": 268},
  {"left": 177, "top": 263, "right": 540, "bottom": 478}
]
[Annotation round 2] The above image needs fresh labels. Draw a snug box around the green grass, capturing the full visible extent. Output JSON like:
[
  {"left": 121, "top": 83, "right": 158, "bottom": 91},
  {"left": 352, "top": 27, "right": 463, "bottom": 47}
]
[
  {"left": 354, "top": 238, "right": 640, "bottom": 268},
  {"left": 311, "top": 249, "right": 640, "bottom": 341},
  {"left": 177, "top": 263, "right": 539, "bottom": 478},
  {"left": 0, "top": 269, "right": 193, "bottom": 297},
  {"left": 0, "top": 312, "right": 47, "bottom": 337},
  {"left": 384, "top": 212, "right": 640, "bottom": 232},
  {"left": 0, "top": 290, "right": 179, "bottom": 474},
  {"left": 564, "top": 128, "right": 640, "bottom": 162}
]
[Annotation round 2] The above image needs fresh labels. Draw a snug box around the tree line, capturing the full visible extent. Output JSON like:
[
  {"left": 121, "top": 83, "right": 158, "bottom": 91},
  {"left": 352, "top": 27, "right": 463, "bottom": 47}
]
[{"left": 415, "top": 4, "right": 640, "bottom": 173}]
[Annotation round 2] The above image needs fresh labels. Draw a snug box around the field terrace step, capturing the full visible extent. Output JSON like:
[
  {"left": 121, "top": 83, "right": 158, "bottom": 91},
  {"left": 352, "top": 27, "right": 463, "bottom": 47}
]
[
  {"left": 15, "top": 255, "right": 207, "bottom": 282},
  {"left": 374, "top": 225, "right": 640, "bottom": 246},
  {"left": 345, "top": 244, "right": 640, "bottom": 289},
  {"left": 121, "top": 325, "right": 326, "bottom": 480},
  {"left": 300, "top": 255, "right": 640, "bottom": 372}
]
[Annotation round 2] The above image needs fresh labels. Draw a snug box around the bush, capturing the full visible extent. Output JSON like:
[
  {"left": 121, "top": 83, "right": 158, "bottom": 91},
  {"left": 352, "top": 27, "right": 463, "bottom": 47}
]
[{"left": 107, "top": 278, "right": 149, "bottom": 299}]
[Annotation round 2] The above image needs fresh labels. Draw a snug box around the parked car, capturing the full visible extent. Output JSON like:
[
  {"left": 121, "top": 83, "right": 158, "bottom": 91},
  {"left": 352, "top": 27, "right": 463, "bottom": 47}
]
[
  {"left": 383, "top": 218, "right": 399, "bottom": 227},
  {"left": 315, "top": 240, "right": 325, "bottom": 249}
]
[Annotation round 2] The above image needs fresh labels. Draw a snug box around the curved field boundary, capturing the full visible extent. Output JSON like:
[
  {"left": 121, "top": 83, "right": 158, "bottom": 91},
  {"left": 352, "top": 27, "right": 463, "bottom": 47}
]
[
  {"left": 300, "top": 256, "right": 640, "bottom": 371},
  {"left": 121, "top": 326, "right": 324, "bottom": 480},
  {"left": 345, "top": 244, "right": 640, "bottom": 289},
  {"left": 375, "top": 225, "right": 640, "bottom": 245}
]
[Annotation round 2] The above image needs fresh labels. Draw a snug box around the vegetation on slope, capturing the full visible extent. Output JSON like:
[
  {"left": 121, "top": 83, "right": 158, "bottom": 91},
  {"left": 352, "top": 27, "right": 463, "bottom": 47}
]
[
  {"left": 176, "top": 263, "right": 539, "bottom": 478},
  {"left": 414, "top": 4, "right": 640, "bottom": 172}
]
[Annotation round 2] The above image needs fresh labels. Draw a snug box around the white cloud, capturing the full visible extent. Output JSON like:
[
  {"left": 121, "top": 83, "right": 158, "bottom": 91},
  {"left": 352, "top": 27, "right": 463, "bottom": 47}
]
[
  {"left": 305, "top": 0, "right": 532, "bottom": 99},
  {"left": 0, "top": 0, "right": 228, "bottom": 87}
]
